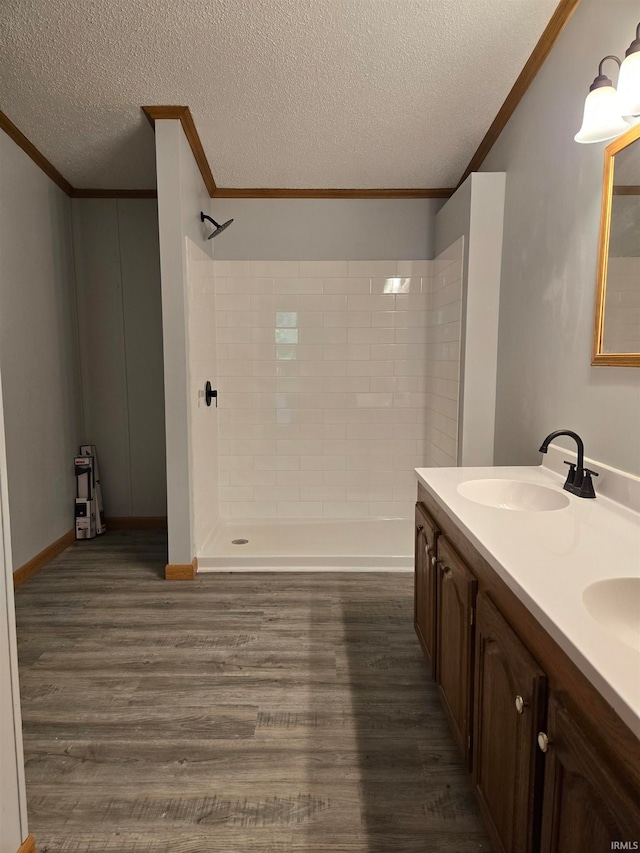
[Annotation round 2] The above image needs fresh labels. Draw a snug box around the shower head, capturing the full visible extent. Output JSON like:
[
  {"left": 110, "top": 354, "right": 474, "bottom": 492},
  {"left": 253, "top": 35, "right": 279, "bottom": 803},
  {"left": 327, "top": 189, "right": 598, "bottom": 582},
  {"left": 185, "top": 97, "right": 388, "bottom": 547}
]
[
  {"left": 210, "top": 218, "right": 233, "bottom": 238},
  {"left": 200, "top": 212, "right": 234, "bottom": 239}
]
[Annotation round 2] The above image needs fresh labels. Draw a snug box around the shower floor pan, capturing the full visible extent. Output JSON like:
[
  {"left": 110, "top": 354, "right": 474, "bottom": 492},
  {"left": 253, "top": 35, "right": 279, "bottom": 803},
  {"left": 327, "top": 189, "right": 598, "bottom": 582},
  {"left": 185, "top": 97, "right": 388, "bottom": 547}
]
[{"left": 198, "top": 518, "right": 414, "bottom": 571}]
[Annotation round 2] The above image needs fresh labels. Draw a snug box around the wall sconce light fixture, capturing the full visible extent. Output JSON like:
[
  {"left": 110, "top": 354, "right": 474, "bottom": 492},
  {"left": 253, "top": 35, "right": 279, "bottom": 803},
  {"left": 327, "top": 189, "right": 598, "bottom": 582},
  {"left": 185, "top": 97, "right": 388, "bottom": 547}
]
[
  {"left": 575, "top": 22, "right": 640, "bottom": 144},
  {"left": 618, "top": 23, "right": 640, "bottom": 117}
]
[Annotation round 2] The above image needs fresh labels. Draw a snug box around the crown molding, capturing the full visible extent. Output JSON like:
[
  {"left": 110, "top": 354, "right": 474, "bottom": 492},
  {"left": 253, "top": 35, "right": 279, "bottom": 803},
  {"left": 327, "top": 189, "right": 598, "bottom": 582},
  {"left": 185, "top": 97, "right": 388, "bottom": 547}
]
[
  {"left": 0, "top": 109, "right": 73, "bottom": 195},
  {"left": 1, "top": 109, "right": 157, "bottom": 198},
  {"left": 212, "top": 187, "right": 454, "bottom": 199},
  {"left": 457, "top": 0, "right": 582, "bottom": 187},
  {"left": 4, "top": 0, "right": 582, "bottom": 207},
  {"left": 1, "top": 107, "right": 450, "bottom": 200},
  {"left": 142, "top": 107, "right": 453, "bottom": 198},
  {"left": 71, "top": 188, "right": 157, "bottom": 199},
  {"left": 142, "top": 105, "right": 217, "bottom": 195}
]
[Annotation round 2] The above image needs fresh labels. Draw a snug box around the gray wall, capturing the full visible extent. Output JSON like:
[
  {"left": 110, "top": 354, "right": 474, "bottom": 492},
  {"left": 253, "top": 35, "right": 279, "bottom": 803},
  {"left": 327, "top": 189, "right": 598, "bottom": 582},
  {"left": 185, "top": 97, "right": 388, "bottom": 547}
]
[
  {"left": 482, "top": 0, "right": 640, "bottom": 475},
  {"left": 210, "top": 198, "right": 442, "bottom": 260},
  {"left": 72, "top": 199, "right": 167, "bottom": 518},
  {"left": 435, "top": 181, "right": 472, "bottom": 260},
  {"left": 0, "top": 130, "right": 83, "bottom": 570}
]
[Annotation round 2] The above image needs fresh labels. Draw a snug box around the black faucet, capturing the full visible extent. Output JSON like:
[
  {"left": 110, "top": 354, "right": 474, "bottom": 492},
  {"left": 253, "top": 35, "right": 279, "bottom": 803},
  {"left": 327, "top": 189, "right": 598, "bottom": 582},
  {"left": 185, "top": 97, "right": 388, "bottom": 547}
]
[{"left": 539, "top": 430, "right": 598, "bottom": 499}]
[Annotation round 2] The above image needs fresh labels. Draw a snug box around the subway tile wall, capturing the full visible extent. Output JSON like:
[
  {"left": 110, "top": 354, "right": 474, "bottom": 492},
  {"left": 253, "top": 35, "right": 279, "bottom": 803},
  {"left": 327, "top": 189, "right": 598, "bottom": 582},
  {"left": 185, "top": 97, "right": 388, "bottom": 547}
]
[
  {"left": 190, "top": 240, "right": 464, "bottom": 521},
  {"left": 603, "top": 256, "right": 640, "bottom": 354}
]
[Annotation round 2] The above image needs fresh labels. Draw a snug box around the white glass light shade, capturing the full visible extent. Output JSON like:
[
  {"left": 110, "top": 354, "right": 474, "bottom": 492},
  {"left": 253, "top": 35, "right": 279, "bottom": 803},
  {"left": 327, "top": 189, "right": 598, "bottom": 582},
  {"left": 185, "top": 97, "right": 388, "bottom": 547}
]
[
  {"left": 574, "top": 85, "right": 631, "bottom": 143},
  {"left": 617, "top": 50, "right": 640, "bottom": 117}
]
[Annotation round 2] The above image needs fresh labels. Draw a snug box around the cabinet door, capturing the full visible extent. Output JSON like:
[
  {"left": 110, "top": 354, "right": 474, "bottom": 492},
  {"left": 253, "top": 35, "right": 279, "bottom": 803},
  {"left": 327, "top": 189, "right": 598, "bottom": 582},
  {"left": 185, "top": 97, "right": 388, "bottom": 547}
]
[
  {"left": 540, "top": 693, "right": 640, "bottom": 853},
  {"left": 435, "top": 536, "right": 477, "bottom": 767},
  {"left": 473, "top": 593, "right": 547, "bottom": 853},
  {"left": 414, "top": 504, "right": 439, "bottom": 672}
]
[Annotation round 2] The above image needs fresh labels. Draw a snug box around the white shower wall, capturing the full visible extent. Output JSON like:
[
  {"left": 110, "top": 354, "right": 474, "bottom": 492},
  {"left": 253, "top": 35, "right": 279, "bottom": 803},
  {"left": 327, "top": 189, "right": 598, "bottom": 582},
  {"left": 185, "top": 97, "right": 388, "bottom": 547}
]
[
  {"left": 184, "top": 244, "right": 463, "bottom": 527},
  {"left": 604, "top": 256, "right": 640, "bottom": 353},
  {"left": 186, "top": 240, "right": 219, "bottom": 551},
  {"left": 425, "top": 238, "right": 464, "bottom": 467}
]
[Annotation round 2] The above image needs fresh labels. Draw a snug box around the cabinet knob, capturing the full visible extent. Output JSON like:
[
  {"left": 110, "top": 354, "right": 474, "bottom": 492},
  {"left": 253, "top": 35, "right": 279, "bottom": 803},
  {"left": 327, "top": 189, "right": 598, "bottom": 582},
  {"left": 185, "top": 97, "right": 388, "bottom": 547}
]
[
  {"left": 431, "top": 556, "right": 438, "bottom": 567},
  {"left": 417, "top": 525, "right": 424, "bottom": 533},
  {"left": 441, "top": 565, "right": 452, "bottom": 579},
  {"left": 515, "top": 695, "right": 528, "bottom": 714},
  {"left": 537, "top": 732, "right": 549, "bottom": 753}
]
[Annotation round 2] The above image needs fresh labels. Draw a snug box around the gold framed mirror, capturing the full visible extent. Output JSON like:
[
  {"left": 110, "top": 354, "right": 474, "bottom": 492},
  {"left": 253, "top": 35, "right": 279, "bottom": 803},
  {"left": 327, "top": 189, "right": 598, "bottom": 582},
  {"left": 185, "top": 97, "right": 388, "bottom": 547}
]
[{"left": 593, "top": 122, "right": 640, "bottom": 366}]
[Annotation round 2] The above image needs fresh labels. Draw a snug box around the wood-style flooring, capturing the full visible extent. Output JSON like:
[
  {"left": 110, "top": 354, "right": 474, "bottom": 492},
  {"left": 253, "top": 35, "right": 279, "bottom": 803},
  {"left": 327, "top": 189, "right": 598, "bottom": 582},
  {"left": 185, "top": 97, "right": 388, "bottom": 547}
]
[{"left": 15, "top": 531, "right": 490, "bottom": 852}]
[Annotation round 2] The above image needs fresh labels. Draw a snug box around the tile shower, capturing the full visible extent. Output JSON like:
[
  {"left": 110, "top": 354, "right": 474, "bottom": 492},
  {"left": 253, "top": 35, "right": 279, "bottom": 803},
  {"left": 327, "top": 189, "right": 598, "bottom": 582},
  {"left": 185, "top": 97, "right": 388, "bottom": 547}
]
[
  {"left": 186, "top": 239, "right": 464, "bottom": 569},
  {"left": 604, "top": 256, "right": 640, "bottom": 354}
]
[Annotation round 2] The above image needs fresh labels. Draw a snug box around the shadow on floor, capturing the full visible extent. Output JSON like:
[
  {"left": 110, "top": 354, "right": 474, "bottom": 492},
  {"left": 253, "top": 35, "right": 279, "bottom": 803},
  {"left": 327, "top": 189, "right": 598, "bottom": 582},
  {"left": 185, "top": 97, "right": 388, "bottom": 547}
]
[{"left": 336, "top": 581, "right": 491, "bottom": 852}]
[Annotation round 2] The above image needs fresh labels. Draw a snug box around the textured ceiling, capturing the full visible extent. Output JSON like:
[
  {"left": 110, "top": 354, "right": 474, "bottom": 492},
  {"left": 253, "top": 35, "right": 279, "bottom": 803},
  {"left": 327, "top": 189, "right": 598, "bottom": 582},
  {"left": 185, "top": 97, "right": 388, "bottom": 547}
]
[{"left": 1, "top": 0, "right": 560, "bottom": 190}]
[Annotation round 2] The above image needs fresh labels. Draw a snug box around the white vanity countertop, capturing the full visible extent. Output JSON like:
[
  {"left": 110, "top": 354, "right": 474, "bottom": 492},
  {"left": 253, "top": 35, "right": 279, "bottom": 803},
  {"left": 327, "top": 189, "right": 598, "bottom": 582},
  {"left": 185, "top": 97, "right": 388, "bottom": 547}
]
[{"left": 415, "top": 454, "right": 640, "bottom": 738}]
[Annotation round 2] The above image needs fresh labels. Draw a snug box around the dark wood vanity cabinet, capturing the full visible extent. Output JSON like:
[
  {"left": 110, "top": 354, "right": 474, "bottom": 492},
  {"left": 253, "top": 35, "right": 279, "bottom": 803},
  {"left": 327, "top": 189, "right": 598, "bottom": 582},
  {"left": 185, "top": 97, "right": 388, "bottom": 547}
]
[
  {"left": 414, "top": 489, "right": 640, "bottom": 852},
  {"left": 435, "top": 535, "right": 477, "bottom": 768},
  {"left": 539, "top": 693, "right": 640, "bottom": 853},
  {"left": 414, "top": 504, "right": 438, "bottom": 672},
  {"left": 473, "top": 593, "right": 547, "bottom": 853}
]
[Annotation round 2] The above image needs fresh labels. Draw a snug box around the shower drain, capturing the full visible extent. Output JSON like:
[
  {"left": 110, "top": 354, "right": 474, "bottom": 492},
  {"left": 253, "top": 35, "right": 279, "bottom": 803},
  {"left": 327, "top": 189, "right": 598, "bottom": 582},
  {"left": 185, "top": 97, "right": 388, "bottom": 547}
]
[{"left": 231, "top": 538, "right": 249, "bottom": 545}]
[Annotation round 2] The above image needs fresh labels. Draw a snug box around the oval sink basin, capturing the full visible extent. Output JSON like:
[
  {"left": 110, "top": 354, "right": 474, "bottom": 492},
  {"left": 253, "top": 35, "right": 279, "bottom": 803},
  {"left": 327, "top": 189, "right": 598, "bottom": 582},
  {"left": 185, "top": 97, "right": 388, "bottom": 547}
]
[
  {"left": 457, "top": 479, "right": 570, "bottom": 512},
  {"left": 582, "top": 578, "right": 640, "bottom": 653}
]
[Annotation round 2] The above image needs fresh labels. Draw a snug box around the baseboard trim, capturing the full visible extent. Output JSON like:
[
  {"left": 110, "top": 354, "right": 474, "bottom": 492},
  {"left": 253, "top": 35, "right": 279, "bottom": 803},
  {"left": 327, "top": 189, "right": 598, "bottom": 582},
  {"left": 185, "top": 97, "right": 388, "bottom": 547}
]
[
  {"left": 13, "top": 531, "right": 75, "bottom": 589},
  {"left": 198, "top": 565, "right": 412, "bottom": 573},
  {"left": 165, "top": 557, "right": 198, "bottom": 580},
  {"left": 106, "top": 516, "right": 168, "bottom": 530},
  {"left": 17, "top": 834, "right": 36, "bottom": 853}
]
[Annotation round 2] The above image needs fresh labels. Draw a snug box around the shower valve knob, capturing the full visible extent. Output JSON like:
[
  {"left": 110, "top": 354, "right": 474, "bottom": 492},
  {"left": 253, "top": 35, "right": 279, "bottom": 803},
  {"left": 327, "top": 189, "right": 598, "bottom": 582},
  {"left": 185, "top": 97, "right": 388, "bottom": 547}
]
[{"left": 205, "top": 381, "right": 217, "bottom": 407}]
